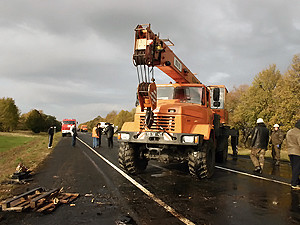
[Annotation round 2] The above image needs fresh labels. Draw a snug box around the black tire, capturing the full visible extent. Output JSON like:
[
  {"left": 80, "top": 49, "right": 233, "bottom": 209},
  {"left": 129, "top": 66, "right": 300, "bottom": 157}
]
[
  {"left": 188, "top": 138, "right": 215, "bottom": 179},
  {"left": 62, "top": 133, "right": 66, "bottom": 137},
  {"left": 119, "top": 143, "right": 148, "bottom": 174}
]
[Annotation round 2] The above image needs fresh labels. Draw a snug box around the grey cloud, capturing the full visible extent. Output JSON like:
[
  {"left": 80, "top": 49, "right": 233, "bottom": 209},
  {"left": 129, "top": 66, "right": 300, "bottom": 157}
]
[{"left": 0, "top": 0, "right": 299, "bottom": 122}]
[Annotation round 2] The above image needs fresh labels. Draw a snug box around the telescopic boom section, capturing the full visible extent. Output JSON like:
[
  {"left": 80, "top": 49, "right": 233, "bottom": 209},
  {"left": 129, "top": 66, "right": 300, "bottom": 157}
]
[{"left": 133, "top": 24, "right": 201, "bottom": 84}]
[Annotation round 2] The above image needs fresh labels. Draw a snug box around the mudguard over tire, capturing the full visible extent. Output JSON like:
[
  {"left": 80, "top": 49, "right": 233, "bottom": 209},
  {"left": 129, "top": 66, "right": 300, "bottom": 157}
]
[
  {"left": 119, "top": 143, "right": 148, "bottom": 174},
  {"left": 188, "top": 139, "right": 215, "bottom": 179}
]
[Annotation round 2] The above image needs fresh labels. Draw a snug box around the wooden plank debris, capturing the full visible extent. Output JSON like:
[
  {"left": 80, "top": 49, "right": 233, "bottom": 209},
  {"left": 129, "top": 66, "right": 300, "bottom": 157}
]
[{"left": 0, "top": 187, "right": 79, "bottom": 213}]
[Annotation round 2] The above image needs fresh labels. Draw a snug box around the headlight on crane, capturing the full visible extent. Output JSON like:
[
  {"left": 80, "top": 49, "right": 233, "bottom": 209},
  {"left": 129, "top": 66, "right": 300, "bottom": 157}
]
[
  {"left": 118, "top": 133, "right": 130, "bottom": 140},
  {"left": 182, "top": 136, "right": 195, "bottom": 143},
  {"left": 182, "top": 135, "right": 200, "bottom": 144}
]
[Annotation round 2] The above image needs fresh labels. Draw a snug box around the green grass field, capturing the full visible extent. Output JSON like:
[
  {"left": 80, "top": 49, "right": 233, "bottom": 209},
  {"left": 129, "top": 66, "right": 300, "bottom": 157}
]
[
  {"left": 0, "top": 132, "right": 61, "bottom": 200},
  {"left": 0, "top": 136, "right": 35, "bottom": 153}
]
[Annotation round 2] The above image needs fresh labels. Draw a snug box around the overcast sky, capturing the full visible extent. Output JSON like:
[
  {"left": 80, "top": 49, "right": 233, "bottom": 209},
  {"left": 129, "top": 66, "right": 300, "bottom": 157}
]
[{"left": 1, "top": 0, "right": 299, "bottom": 123}]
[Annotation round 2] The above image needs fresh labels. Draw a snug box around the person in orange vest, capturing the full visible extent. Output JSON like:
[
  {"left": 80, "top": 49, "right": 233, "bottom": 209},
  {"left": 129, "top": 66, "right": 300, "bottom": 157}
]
[{"left": 92, "top": 125, "right": 99, "bottom": 148}]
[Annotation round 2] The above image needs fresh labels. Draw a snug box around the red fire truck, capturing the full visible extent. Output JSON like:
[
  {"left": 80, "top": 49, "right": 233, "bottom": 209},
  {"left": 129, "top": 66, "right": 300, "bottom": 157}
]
[{"left": 61, "top": 119, "right": 77, "bottom": 137}]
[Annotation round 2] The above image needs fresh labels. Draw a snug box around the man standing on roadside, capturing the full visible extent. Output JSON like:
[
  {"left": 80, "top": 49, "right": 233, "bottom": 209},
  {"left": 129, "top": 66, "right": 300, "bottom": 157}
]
[
  {"left": 231, "top": 128, "right": 239, "bottom": 160},
  {"left": 270, "top": 124, "right": 285, "bottom": 166},
  {"left": 287, "top": 119, "right": 300, "bottom": 190},
  {"left": 96, "top": 123, "right": 103, "bottom": 147},
  {"left": 70, "top": 125, "right": 77, "bottom": 147},
  {"left": 105, "top": 123, "right": 114, "bottom": 148},
  {"left": 250, "top": 118, "right": 269, "bottom": 174},
  {"left": 47, "top": 125, "right": 55, "bottom": 148}
]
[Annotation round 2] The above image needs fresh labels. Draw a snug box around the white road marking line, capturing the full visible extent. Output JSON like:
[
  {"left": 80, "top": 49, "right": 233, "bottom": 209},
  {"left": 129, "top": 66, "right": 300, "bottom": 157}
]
[
  {"left": 77, "top": 138, "right": 195, "bottom": 225},
  {"left": 215, "top": 165, "right": 291, "bottom": 186}
]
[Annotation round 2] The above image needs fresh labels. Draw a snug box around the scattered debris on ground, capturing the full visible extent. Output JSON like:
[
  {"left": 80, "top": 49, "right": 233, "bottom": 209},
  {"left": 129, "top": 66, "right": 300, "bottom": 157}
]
[
  {"left": 10, "top": 163, "right": 32, "bottom": 183},
  {"left": 1, "top": 187, "right": 79, "bottom": 213},
  {"left": 115, "top": 215, "right": 136, "bottom": 225}
]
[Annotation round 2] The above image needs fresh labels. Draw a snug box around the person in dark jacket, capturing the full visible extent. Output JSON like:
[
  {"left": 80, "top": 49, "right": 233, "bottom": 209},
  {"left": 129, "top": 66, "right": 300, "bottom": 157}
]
[
  {"left": 287, "top": 119, "right": 300, "bottom": 190},
  {"left": 230, "top": 128, "right": 239, "bottom": 160},
  {"left": 250, "top": 118, "right": 269, "bottom": 173},
  {"left": 105, "top": 123, "right": 114, "bottom": 148},
  {"left": 71, "top": 125, "right": 77, "bottom": 147},
  {"left": 270, "top": 124, "right": 285, "bottom": 166},
  {"left": 47, "top": 125, "right": 55, "bottom": 148},
  {"left": 96, "top": 123, "right": 103, "bottom": 147}
]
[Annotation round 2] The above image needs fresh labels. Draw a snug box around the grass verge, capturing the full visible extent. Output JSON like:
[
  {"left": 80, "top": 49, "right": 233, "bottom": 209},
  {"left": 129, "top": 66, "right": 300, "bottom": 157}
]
[
  {"left": 0, "top": 131, "right": 61, "bottom": 201},
  {"left": 228, "top": 146, "right": 290, "bottom": 161}
]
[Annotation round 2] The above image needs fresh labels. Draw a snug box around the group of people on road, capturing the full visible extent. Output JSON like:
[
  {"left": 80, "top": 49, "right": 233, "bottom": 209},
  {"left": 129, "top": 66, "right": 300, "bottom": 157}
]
[
  {"left": 92, "top": 123, "right": 114, "bottom": 149},
  {"left": 48, "top": 123, "right": 114, "bottom": 149},
  {"left": 249, "top": 118, "right": 300, "bottom": 190}
]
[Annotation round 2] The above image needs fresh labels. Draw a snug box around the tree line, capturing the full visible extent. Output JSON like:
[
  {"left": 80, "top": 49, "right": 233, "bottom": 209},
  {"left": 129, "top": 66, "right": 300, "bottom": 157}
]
[
  {"left": 226, "top": 54, "right": 300, "bottom": 138},
  {"left": 80, "top": 109, "right": 136, "bottom": 131},
  {"left": 0, "top": 98, "right": 61, "bottom": 133}
]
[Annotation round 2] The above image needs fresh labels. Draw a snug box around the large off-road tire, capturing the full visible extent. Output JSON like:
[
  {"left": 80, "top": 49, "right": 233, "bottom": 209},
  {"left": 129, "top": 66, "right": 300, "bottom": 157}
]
[
  {"left": 188, "top": 139, "right": 215, "bottom": 179},
  {"left": 118, "top": 143, "right": 148, "bottom": 175}
]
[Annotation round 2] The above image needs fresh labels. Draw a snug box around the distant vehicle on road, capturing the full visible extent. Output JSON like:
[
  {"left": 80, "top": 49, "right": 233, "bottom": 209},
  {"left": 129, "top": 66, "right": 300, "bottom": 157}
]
[
  {"left": 62, "top": 119, "right": 77, "bottom": 137},
  {"left": 80, "top": 125, "right": 88, "bottom": 132},
  {"left": 99, "top": 122, "right": 118, "bottom": 134}
]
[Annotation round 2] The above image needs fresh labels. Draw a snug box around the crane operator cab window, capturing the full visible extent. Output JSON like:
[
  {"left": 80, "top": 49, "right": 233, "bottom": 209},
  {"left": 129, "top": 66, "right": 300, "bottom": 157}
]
[{"left": 157, "top": 86, "right": 203, "bottom": 105}]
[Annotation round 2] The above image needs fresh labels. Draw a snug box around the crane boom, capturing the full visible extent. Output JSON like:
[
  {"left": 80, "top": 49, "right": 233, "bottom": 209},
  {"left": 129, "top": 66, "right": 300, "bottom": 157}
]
[{"left": 133, "top": 24, "right": 201, "bottom": 84}]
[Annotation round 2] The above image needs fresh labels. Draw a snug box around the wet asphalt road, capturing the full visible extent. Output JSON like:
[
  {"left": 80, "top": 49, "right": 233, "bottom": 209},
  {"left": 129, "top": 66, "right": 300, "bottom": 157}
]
[{"left": 1, "top": 132, "right": 300, "bottom": 225}]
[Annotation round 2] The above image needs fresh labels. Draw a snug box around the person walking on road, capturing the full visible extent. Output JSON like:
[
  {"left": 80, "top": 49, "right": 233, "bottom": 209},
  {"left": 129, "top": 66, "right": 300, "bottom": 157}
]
[
  {"left": 286, "top": 119, "right": 300, "bottom": 190},
  {"left": 92, "top": 125, "right": 99, "bottom": 148},
  {"left": 47, "top": 125, "right": 55, "bottom": 148},
  {"left": 70, "top": 125, "right": 77, "bottom": 147},
  {"left": 270, "top": 124, "right": 285, "bottom": 166},
  {"left": 96, "top": 123, "right": 103, "bottom": 147},
  {"left": 250, "top": 118, "right": 269, "bottom": 174},
  {"left": 231, "top": 128, "right": 239, "bottom": 160},
  {"left": 105, "top": 123, "right": 114, "bottom": 148}
]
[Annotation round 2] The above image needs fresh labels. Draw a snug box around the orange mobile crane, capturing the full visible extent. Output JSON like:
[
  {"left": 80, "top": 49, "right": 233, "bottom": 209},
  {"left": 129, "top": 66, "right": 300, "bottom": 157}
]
[{"left": 118, "top": 24, "right": 230, "bottom": 179}]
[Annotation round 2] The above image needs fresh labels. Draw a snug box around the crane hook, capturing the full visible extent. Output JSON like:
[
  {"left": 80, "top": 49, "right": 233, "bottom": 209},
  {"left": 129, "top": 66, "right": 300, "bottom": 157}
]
[{"left": 145, "top": 107, "right": 154, "bottom": 129}]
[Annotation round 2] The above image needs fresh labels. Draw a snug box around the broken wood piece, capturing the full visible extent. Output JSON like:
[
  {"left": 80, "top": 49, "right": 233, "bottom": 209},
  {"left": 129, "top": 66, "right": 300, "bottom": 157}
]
[
  {"left": 1, "top": 187, "right": 79, "bottom": 213},
  {"left": 30, "top": 188, "right": 60, "bottom": 208},
  {"left": 1, "top": 187, "right": 44, "bottom": 210}
]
